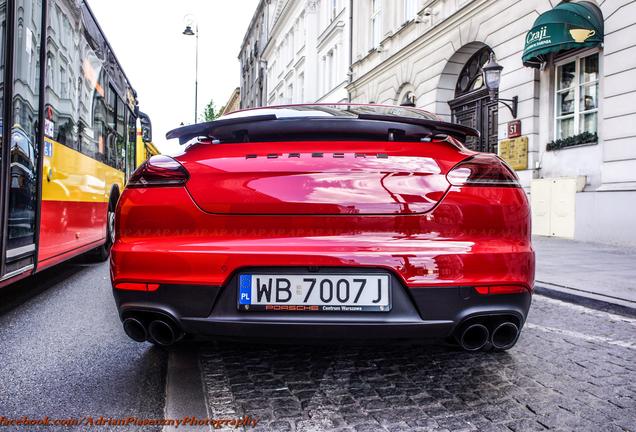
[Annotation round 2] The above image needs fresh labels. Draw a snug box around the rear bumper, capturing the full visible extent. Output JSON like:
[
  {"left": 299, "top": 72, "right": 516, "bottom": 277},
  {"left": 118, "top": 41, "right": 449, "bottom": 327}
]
[
  {"left": 112, "top": 186, "right": 534, "bottom": 289},
  {"left": 113, "top": 269, "right": 532, "bottom": 340},
  {"left": 111, "top": 185, "right": 534, "bottom": 340}
]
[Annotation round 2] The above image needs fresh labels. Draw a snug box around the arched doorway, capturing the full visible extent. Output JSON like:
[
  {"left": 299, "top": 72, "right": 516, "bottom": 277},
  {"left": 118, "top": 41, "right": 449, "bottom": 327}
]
[{"left": 448, "top": 47, "right": 498, "bottom": 153}]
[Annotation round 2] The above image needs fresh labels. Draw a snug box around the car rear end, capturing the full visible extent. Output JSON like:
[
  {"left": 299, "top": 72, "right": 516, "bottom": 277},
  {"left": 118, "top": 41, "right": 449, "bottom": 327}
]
[{"left": 111, "top": 105, "right": 534, "bottom": 351}]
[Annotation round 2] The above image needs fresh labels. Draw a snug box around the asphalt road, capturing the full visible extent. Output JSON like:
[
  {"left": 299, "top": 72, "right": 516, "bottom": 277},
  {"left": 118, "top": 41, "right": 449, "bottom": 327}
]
[{"left": 0, "top": 260, "right": 167, "bottom": 431}]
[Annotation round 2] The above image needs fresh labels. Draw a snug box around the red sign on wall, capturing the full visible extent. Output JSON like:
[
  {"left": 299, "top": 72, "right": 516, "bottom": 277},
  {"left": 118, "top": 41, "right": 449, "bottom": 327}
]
[{"left": 507, "top": 120, "right": 522, "bottom": 138}]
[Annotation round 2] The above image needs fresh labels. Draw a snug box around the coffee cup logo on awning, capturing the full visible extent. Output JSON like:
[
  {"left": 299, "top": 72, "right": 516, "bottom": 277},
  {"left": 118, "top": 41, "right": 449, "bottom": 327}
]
[{"left": 569, "top": 28, "right": 595, "bottom": 43}]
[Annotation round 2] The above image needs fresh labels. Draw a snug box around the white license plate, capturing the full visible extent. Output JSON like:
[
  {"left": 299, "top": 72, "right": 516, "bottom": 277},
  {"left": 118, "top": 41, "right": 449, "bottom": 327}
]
[{"left": 237, "top": 273, "right": 391, "bottom": 312}]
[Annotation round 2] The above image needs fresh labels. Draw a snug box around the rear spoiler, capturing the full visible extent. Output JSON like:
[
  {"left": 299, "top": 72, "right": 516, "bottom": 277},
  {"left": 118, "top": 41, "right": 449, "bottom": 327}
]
[
  {"left": 165, "top": 114, "right": 479, "bottom": 145},
  {"left": 356, "top": 114, "right": 479, "bottom": 142},
  {"left": 165, "top": 115, "right": 277, "bottom": 145}
]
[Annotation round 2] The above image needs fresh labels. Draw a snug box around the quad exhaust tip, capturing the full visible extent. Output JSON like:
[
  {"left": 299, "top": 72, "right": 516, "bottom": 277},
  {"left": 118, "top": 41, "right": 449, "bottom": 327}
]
[
  {"left": 122, "top": 318, "right": 147, "bottom": 342},
  {"left": 148, "top": 320, "right": 178, "bottom": 346},
  {"left": 458, "top": 323, "right": 490, "bottom": 351},
  {"left": 491, "top": 321, "right": 520, "bottom": 350}
]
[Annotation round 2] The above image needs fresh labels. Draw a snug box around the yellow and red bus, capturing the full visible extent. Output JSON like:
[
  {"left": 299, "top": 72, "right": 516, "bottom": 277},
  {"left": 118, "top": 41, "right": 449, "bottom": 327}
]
[{"left": 1, "top": 0, "right": 156, "bottom": 287}]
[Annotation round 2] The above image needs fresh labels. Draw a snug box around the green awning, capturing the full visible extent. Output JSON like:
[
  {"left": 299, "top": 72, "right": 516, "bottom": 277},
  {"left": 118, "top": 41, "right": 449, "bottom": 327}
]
[{"left": 522, "top": 1, "right": 603, "bottom": 68}]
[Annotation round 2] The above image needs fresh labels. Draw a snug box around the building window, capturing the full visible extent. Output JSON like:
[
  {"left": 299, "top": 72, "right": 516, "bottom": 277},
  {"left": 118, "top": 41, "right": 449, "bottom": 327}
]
[
  {"left": 331, "top": 0, "right": 338, "bottom": 20},
  {"left": 320, "top": 56, "right": 326, "bottom": 94},
  {"left": 404, "top": 0, "right": 417, "bottom": 22},
  {"left": 287, "top": 83, "right": 293, "bottom": 104},
  {"left": 60, "top": 67, "right": 67, "bottom": 98},
  {"left": 555, "top": 52, "right": 599, "bottom": 140},
  {"left": 289, "top": 31, "right": 295, "bottom": 62},
  {"left": 371, "top": 0, "right": 382, "bottom": 48},
  {"left": 400, "top": 91, "right": 416, "bottom": 107},
  {"left": 327, "top": 50, "right": 334, "bottom": 91},
  {"left": 46, "top": 56, "right": 53, "bottom": 92}
]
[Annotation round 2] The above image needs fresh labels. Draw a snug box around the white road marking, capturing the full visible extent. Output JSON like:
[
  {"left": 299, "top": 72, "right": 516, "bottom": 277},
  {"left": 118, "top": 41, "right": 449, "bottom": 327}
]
[
  {"left": 525, "top": 323, "right": 636, "bottom": 350},
  {"left": 534, "top": 294, "right": 636, "bottom": 325}
]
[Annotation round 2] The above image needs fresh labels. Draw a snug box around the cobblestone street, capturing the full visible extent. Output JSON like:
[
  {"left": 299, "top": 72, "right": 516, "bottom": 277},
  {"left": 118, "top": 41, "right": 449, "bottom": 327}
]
[{"left": 200, "top": 295, "right": 636, "bottom": 432}]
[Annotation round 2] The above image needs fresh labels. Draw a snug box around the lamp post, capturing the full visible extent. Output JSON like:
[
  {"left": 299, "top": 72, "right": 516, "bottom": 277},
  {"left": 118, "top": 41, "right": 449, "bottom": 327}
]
[
  {"left": 482, "top": 52, "right": 518, "bottom": 119},
  {"left": 182, "top": 17, "right": 199, "bottom": 124}
]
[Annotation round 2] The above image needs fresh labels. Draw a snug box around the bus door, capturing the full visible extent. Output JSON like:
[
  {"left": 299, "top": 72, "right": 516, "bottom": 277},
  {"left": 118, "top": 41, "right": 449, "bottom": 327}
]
[{"left": 0, "top": 0, "right": 44, "bottom": 280}]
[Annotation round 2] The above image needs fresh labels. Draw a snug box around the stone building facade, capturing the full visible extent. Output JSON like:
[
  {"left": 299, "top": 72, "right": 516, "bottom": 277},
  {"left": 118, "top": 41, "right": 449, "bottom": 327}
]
[
  {"left": 240, "top": 0, "right": 351, "bottom": 108},
  {"left": 239, "top": 0, "right": 271, "bottom": 109}
]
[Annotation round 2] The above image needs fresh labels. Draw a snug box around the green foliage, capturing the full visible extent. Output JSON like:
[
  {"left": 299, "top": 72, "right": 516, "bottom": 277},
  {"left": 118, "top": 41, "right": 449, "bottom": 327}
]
[
  {"left": 547, "top": 131, "right": 597, "bottom": 151},
  {"left": 201, "top": 100, "right": 223, "bottom": 122}
]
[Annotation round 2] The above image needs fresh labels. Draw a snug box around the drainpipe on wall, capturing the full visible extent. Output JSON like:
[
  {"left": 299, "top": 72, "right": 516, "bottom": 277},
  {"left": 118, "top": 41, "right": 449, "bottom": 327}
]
[{"left": 347, "top": 0, "right": 353, "bottom": 103}]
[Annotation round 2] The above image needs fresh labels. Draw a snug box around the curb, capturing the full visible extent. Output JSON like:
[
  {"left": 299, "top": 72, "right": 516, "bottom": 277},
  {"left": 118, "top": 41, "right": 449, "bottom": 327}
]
[
  {"left": 535, "top": 283, "right": 636, "bottom": 318},
  {"left": 163, "top": 344, "right": 210, "bottom": 432}
]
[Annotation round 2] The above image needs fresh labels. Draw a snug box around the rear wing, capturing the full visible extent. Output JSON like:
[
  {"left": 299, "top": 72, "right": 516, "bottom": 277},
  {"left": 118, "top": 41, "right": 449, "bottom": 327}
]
[{"left": 166, "top": 114, "right": 479, "bottom": 145}]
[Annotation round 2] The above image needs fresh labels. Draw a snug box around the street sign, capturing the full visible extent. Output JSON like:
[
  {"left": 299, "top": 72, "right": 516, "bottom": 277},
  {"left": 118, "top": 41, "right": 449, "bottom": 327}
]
[
  {"left": 44, "top": 119, "right": 55, "bottom": 138},
  {"left": 507, "top": 120, "right": 522, "bottom": 138},
  {"left": 499, "top": 136, "right": 528, "bottom": 170}
]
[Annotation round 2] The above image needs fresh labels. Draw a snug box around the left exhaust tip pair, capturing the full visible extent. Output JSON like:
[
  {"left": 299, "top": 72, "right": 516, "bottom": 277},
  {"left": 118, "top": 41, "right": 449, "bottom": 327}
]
[{"left": 122, "top": 316, "right": 182, "bottom": 346}]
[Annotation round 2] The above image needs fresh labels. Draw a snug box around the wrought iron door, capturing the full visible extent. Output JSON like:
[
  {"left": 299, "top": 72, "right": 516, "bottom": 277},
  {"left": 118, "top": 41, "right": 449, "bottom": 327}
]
[
  {"left": 450, "top": 93, "right": 499, "bottom": 153},
  {"left": 448, "top": 47, "right": 499, "bottom": 154}
]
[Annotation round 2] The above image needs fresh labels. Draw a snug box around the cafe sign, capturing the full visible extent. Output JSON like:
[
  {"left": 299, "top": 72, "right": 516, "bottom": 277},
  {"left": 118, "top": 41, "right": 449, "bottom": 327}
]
[{"left": 522, "top": 2, "right": 603, "bottom": 68}]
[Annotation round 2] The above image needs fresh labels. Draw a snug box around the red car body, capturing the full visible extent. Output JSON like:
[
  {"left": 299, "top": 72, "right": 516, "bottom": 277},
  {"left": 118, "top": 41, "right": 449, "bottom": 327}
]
[{"left": 111, "top": 105, "right": 534, "bottom": 351}]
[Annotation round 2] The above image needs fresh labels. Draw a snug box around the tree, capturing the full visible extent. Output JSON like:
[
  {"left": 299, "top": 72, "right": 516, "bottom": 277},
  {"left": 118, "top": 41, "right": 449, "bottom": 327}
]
[{"left": 201, "top": 100, "right": 223, "bottom": 122}]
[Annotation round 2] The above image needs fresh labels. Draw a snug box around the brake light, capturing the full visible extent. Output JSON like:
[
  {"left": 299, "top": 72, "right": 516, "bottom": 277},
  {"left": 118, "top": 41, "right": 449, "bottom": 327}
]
[
  {"left": 474, "top": 285, "right": 527, "bottom": 295},
  {"left": 447, "top": 154, "right": 520, "bottom": 187},
  {"left": 127, "top": 155, "right": 189, "bottom": 188}
]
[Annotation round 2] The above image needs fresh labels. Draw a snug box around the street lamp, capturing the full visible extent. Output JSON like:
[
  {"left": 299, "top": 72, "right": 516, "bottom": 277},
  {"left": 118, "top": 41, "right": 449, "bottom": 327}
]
[
  {"left": 482, "top": 52, "right": 518, "bottom": 119},
  {"left": 182, "top": 16, "right": 199, "bottom": 124}
]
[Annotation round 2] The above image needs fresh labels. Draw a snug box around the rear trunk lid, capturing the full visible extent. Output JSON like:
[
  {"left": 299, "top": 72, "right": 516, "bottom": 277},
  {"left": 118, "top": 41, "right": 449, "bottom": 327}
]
[{"left": 180, "top": 141, "right": 470, "bottom": 215}]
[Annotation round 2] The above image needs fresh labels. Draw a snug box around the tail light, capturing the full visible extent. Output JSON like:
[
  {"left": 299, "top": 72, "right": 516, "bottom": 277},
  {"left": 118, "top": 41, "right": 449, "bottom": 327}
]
[
  {"left": 447, "top": 154, "right": 520, "bottom": 187},
  {"left": 127, "top": 155, "right": 189, "bottom": 188}
]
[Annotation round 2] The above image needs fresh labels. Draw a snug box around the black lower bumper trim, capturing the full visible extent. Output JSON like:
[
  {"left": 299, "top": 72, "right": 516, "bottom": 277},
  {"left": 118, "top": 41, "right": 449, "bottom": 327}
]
[
  {"left": 180, "top": 318, "right": 455, "bottom": 340},
  {"left": 113, "top": 268, "right": 532, "bottom": 341}
]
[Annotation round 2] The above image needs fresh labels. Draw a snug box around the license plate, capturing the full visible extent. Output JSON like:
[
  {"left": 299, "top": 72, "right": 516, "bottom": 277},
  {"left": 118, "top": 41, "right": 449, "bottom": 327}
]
[{"left": 237, "top": 273, "right": 391, "bottom": 312}]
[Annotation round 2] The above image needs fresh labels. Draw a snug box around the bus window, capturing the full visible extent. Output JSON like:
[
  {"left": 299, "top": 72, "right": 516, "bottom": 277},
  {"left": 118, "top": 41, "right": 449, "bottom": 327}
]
[
  {"left": 1, "top": 0, "right": 5, "bottom": 226},
  {"left": 139, "top": 112, "right": 152, "bottom": 143},
  {"left": 94, "top": 93, "right": 109, "bottom": 166},
  {"left": 5, "top": 0, "right": 43, "bottom": 262},
  {"left": 135, "top": 112, "right": 158, "bottom": 169},
  {"left": 126, "top": 110, "right": 136, "bottom": 178},
  {"left": 115, "top": 96, "right": 126, "bottom": 172}
]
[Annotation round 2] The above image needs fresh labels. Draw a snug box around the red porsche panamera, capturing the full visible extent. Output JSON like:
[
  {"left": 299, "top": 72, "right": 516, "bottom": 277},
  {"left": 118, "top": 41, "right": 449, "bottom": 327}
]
[{"left": 110, "top": 104, "right": 534, "bottom": 351}]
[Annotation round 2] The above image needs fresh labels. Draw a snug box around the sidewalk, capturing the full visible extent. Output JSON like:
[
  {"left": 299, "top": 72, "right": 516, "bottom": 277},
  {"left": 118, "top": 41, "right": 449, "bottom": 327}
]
[{"left": 533, "top": 235, "right": 636, "bottom": 313}]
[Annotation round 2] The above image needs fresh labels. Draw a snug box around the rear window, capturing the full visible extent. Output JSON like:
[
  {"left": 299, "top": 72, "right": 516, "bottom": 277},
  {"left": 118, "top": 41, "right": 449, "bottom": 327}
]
[
  {"left": 221, "top": 104, "right": 440, "bottom": 122},
  {"left": 166, "top": 104, "right": 477, "bottom": 145}
]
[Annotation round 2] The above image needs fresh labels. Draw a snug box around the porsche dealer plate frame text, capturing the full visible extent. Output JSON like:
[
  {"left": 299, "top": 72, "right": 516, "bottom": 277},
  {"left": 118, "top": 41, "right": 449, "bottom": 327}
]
[{"left": 237, "top": 273, "right": 392, "bottom": 312}]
